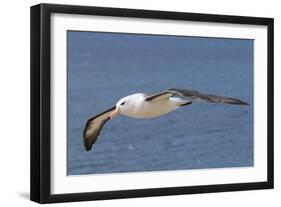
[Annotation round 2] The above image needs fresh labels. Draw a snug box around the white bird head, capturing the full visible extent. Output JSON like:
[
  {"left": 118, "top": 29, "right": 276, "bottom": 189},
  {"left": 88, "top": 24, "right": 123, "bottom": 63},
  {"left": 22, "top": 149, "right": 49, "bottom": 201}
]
[
  {"left": 109, "top": 93, "right": 145, "bottom": 119},
  {"left": 109, "top": 96, "right": 129, "bottom": 119}
]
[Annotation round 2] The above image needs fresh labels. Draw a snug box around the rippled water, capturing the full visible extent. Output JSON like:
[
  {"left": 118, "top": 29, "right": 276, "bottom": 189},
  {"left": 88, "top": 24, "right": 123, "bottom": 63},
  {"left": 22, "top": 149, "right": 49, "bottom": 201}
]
[{"left": 67, "top": 31, "right": 253, "bottom": 175}]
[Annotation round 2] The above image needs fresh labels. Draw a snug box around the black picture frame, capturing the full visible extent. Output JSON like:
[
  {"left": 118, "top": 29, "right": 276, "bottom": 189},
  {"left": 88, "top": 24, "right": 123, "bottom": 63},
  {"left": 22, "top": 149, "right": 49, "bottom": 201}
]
[{"left": 30, "top": 3, "right": 274, "bottom": 204}]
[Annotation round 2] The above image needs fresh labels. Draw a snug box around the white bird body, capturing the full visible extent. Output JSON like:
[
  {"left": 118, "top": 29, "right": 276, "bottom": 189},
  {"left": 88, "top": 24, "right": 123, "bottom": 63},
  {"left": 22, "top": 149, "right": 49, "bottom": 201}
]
[{"left": 118, "top": 93, "right": 189, "bottom": 118}]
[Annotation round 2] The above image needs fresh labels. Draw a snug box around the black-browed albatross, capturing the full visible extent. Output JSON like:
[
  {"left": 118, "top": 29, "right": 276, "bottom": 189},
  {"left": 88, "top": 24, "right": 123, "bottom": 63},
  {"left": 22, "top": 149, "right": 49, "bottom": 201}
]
[{"left": 83, "top": 88, "right": 248, "bottom": 151}]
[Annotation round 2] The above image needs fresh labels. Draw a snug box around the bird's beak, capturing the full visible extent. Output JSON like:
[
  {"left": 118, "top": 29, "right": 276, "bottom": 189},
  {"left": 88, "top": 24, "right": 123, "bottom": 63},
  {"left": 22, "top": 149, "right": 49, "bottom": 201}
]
[{"left": 110, "top": 107, "right": 120, "bottom": 119}]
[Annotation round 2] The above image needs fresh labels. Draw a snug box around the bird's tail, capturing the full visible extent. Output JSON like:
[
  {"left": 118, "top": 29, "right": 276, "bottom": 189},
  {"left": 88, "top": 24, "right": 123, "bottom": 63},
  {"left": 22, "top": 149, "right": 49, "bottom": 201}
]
[{"left": 169, "top": 96, "right": 192, "bottom": 106}]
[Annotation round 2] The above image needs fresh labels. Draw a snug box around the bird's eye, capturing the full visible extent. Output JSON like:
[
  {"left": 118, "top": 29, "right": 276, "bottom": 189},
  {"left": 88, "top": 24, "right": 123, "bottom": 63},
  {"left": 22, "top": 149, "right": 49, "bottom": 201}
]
[{"left": 121, "top": 101, "right": 126, "bottom": 105}]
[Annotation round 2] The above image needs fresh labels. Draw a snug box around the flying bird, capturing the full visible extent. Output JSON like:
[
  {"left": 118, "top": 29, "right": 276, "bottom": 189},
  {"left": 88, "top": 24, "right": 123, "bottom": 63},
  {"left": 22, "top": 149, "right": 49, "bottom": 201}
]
[{"left": 83, "top": 88, "right": 248, "bottom": 151}]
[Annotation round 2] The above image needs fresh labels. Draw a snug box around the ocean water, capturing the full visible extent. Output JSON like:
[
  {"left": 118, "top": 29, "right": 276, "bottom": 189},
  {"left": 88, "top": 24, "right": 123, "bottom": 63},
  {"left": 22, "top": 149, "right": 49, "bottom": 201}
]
[{"left": 67, "top": 31, "right": 253, "bottom": 175}]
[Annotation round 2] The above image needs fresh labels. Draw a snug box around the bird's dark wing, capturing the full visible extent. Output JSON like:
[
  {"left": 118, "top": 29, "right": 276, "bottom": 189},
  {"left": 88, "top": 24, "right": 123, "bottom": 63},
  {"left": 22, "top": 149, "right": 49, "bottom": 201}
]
[
  {"left": 144, "top": 91, "right": 174, "bottom": 101},
  {"left": 145, "top": 88, "right": 248, "bottom": 105},
  {"left": 167, "top": 88, "right": 249, "bottom": 105},
  {"left": 83, "top": 106, "right": 116, "bottom": 151}
]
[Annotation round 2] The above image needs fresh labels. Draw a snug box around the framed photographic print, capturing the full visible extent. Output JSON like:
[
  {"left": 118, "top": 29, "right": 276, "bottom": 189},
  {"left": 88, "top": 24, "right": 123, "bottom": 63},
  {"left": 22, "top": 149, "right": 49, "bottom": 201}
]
[{"left": 30, "top": 3, "right": 274, "bottom": 203}]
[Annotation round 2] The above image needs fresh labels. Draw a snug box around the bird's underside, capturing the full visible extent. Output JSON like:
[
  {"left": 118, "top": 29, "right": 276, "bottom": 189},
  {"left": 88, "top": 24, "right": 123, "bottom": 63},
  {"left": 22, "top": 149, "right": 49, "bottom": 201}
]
[{"left": 83, "top": 88, "right": 248, "bottom": 151}]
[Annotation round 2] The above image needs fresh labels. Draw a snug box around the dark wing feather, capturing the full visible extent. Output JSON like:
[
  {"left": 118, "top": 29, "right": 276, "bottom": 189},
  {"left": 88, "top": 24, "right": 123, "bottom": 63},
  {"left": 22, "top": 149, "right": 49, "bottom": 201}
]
[
  {"left": 83, "top": 106, "right": 116, "bottom": 151},
  {"left": 144, "top": 91, "right": 174, "bottom": 101},
  {"left": 167, "top": 88, "right": 248, "bottom": 105}
]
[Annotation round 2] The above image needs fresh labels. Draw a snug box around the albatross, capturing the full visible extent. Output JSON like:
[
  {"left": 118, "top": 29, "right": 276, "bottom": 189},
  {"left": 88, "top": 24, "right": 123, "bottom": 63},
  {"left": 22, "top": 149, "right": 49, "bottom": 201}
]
[{"left": 83, "top": 88, "right": 248, "bottom": 151}]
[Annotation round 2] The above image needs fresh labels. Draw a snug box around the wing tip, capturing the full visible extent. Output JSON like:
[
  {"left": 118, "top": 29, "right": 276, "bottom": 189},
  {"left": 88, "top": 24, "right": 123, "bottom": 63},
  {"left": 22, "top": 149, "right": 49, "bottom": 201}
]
[
  {"left": 230, "top": 99, "right": 249, "bottom": 105},
  {"left": 85, "top": 146, "right": 92, "bottom": 151},
  {"left": 83, "top": 136, "right": 93, "bottom": 151},
  {"left": 83, "top": 122, "right": 94, "bottom": 151},
  {"left": 82, "top": 112, "right": 112, "bottom": 152}
]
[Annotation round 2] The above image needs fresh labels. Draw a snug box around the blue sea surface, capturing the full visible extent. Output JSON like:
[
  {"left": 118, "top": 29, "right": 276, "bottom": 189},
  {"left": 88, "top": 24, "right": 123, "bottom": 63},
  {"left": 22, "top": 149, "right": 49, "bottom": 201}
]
[{"left": 67, "top": 31, "right": 253, "bottom": 175}]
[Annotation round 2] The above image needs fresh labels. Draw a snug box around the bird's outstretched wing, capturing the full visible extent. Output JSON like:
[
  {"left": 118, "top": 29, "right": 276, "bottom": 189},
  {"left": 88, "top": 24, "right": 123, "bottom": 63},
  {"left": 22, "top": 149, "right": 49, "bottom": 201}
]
[
  {"left": 83, "top": 106, "right": 116, "bottom": 151},
  {"left": 145, "top": 88, "right": 248, "bottom": 105}
]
